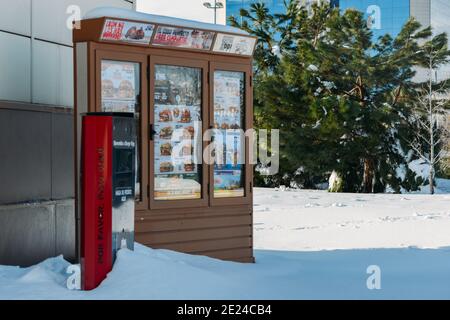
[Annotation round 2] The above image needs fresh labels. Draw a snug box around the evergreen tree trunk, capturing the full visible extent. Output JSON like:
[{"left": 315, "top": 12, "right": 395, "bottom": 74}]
[
  {"left": 429, "top": 166, "right": 435, "bottom": 195},
  {"left": 363, "top": 158, "right": 375, "bottom": 193},
  {"left": 428, "top": 56, "right": 435, "bottom": 195}
]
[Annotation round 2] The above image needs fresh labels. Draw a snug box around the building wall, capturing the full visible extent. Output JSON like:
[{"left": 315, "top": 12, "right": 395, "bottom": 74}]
[
  {"left": 0, "top": 0, "right": 135, "bottom": 267},
  {"left": 0, "top": 0, "right": 134, "bottom": 107},
  {"left": 136, "top": 0, "right": 226, "bottom": 25}
]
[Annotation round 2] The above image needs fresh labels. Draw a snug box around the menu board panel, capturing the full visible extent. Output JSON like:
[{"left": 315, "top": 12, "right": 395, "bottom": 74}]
[
  {"left": 213, "top": 34, "right": 256, "bottom": 56},
  {"left": 101, "top": 60, "right": 139, "bottom": 113},
  {"left": 213, "top": 71, "right": 245, "bottom": 198},
  {"left": 101, "top": 60, "right": 142, "bottom": 201},
  {"left": 152, "top": 26, "right": 215, "bottom": 50},
  {"left": 154, "top": 65, "right": 203, "bottom": 200},
  {"left": 101, "top": 19, "right": 154, "bottom": 45}
]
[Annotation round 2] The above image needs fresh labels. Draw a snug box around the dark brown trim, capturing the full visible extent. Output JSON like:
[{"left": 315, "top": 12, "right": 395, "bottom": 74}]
[{"left": 0, "top": 100, "right": 73, "bottom": 114}]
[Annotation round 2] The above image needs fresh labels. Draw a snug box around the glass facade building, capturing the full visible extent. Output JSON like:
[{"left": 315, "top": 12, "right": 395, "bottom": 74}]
[
  {"left": 227, "top": 0, "right": 288, "bottom": 25},
  {"left": 226, "top": 0, "right": 337, "bottom": 24},
  {"left": 336, "top": 0, "right": 410, "bottom": 39},
  {"left": 226, "top": 1, "right": 450, "bottom": 79}
]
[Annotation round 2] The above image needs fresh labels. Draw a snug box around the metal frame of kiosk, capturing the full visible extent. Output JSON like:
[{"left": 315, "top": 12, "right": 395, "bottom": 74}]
[{"left": 74, "top": 12, "right": 255, "bottom": 263}]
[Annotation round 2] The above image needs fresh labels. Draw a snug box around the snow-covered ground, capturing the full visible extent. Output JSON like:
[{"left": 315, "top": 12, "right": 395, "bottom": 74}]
[
  {"left": 254, "top": 183, "right": 450, "bottom": 251},
  {"left": 1, "top": 183, "right": 450, "bottom": 300}
]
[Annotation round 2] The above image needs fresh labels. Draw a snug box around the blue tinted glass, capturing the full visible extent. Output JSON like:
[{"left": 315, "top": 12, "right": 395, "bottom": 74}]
[
  {"left": 226, "top": 0, "right": 287, "bottom": 25},
  {"left": 337, "top": 0, "right": 410, "bottom": 39}
]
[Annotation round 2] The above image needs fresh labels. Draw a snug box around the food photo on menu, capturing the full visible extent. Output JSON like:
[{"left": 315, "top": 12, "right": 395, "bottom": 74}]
[
  {"left": 212, "top": 70, "right": 245, "bottom": 197},
  {"left": 153, "top": 65, "right": 202, "bottom": 200},
  {"left": 101, "top": 60, "right": 138, "bottom": 113},
  {"left": 153, "top": 26, "right": 215, "bottom": 50}
]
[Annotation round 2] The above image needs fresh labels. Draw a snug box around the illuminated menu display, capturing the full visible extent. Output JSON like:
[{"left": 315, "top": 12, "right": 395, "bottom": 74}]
[
  {"left": 153, "top": 65, "right": 203, "bottom": 200},
  {"left": 213, "top": 70, "right": 245, "bottom": 198}
]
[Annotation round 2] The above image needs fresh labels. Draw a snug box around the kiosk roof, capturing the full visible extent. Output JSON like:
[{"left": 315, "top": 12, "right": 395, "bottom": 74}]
[{"left": 84, "top": 7, "right": 250, "bottom": 36}]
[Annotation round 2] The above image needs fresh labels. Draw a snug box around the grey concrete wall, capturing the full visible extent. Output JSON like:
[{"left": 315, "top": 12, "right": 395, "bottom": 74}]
[{"left": 0, "top": 199, "right": 75, "bottom": 266}]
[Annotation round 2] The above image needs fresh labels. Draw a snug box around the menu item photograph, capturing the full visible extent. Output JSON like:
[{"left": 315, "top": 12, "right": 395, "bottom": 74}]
[
  {"left": 184, "top": 162, "right": 195, "bottom": 172},
  {"left": 101, "top": 19, "right": 154, "bottom": 45},
  {"left": 159, "top": 126, "right": 174, "bottom": 139},
  {"left": 153, "top": 65, "right": 203, "bottom": 201},
  {"left": 158, "top": 109, "right": 172, "bottom": 122},
  {"left": 101, "top": 60, "right": 139, "bottom": 113},
  {"left": 213, "top": 71, "right": 246, "bottom": 198},
  {"left": 160, "top": 143, "right": 172, "bottom": 156},
  {"left": 213, "top": 33, "right": 256, "bottom": 56},
  {"left": 160, "top": 162, "right": 174, "bottom": 173},
  {"left": 180, "top": 108, "right": 192, "bottom": 123},
  {"left": 152, "top": 26, "right": 215, "bottom": 50}
]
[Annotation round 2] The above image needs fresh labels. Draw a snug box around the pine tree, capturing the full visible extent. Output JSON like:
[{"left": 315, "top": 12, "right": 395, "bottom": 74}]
[{"left": 231, "top": 0, "right": 435, "bottom": 193}]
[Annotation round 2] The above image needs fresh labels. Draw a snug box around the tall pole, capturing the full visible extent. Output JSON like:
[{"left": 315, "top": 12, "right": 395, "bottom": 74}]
[{"left": 214, "top": 0, "right": 217, "bottom": 24}]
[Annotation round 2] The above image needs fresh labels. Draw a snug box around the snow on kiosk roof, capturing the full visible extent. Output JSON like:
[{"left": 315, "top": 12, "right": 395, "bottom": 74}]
[
  {"left": 74, "top": 7, "right": 256, "bottom": 57},
  {"left": 84, "top": 7, "right": 249, "bottom": 35}
]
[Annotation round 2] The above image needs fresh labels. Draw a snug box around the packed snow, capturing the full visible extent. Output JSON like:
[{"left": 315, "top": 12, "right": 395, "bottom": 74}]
[{"left": 1, "top": 184, "right": 450, "bottom": 300}]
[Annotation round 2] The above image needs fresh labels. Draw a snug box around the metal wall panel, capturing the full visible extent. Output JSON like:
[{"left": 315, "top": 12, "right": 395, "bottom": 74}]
[
  {"left": 0, "top": 32, "right": 31, "bottom": 103},
  {"left": 0, "top": 109, "right": 52, "bottom": 204},
  {"left": 0, "top": 0, "right": 31, "bottom": 36},
  {"left": 51, "top": 112, "right": 74, "bottom": 200},
  {"left": 32, "top": 40, "right": 59, "bottom": 106},
  {"left": 59, "top": 46, "right": 74, "bottom": 108}
]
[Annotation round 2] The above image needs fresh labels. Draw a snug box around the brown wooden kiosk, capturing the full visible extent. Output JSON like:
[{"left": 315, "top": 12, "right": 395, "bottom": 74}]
[{"left": 73, "top": 8, "right": 256, "bottom": 262}]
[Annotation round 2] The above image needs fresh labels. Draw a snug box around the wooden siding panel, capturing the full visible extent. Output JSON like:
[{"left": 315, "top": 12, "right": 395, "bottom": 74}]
[
  {"left": 136, "top": 225, "right": 251, "bottom": 245},
  {"left": 144, "top": 236, "right": 252, "bottom": 253},
  {"left": 135, "top": 214, "right": 251, "bottom": 233}
]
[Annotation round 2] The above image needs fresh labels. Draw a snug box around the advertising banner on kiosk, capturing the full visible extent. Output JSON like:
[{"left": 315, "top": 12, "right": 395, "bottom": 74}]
[{"left": 81, "top": 113, "right": 136, "bottom": 290}]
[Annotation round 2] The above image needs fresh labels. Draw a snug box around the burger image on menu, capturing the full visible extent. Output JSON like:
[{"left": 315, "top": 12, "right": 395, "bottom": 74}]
[
  {"left": 102, "top": 79, "right": 114, "bottom": 98},
  {"left": 230, "top": 123, "right": 240, "bottom": 129},
  {"left": 184, "top": 162, "right": 195, "bottom": 172},
  {"left": 159, "top": 126, "right": 173, "bottom": 139},
  {"left": 159, "top": 109, "right": 172, "bottom": 122},
  {"left": 159, "top": 162, "right": 174, "bottom": 173},
  {"left": 160, "top": 143, "right": 172, "bottom": 156},
  {"left": 180, "top": 109, "right": 191, "bottom": 123},
  {"left": 118, "top": 80, "right": 134, "bottom": 99},
  {"left": 125, "top": 26, "right": 145, "bottom": 40}
]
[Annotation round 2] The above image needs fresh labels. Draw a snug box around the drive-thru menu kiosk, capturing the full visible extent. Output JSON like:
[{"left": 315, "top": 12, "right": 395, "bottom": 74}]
[{"left": 74, "top": 8, "right": 255, "bottom": 262}]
